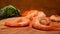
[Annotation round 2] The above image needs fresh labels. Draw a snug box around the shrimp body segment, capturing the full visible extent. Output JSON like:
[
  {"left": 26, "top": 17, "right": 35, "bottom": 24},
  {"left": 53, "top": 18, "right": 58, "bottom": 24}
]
[{"left": 4, "top": 17, "right": 30, "bottom": 26}]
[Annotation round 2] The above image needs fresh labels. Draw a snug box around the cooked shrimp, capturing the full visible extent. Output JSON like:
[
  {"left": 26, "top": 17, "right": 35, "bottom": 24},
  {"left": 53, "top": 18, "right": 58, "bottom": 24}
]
[
  {"left": 32, "top": 12, "right": 60, "bottom": 31},
  {"left": 22, "top": 10, "right": 39, "bottom": 27},
  {"left": 22, "top": 10, "right": 46, "bottom": 27},
  {"left": 22, "top": 10, "right": 38, "bottom": 16},
  {"left": 50, "top": 15, "right": 60, "bottom": 21},
  {"left": 22, "top": 10, "right": 39, "bottom": 19},
  {"left": 29, "top": 12, "right": 46, "bottom": 28},
  {"left": 4, "top": 17, "right": 30, "bottom": 26}
]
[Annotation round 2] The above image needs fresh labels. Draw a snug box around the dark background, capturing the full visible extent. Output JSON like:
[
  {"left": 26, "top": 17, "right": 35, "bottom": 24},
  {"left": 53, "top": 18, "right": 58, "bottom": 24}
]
[{"left": 0, "top": 0, "right": 60, "bottom": 16}]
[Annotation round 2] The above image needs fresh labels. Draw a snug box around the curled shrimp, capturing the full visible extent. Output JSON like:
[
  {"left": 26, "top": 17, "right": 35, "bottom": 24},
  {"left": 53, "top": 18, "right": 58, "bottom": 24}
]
[
  {"left": 22, "top": 10, "right": 46, "bottom": 27},
  {"left": 22, "top": 10, "right": 40, "bottom": 27},
  {"left": 50, "top": 15, "right": 60, "bottom": 22},
  {"left": 32, "top": 12, "right": 60, "bottom": 31},
  {"left": 22, "top": 10, "right": 39, "bottom": 19},
  {"left": 4, "top": 17, "right": 30, "bottom": 26}
]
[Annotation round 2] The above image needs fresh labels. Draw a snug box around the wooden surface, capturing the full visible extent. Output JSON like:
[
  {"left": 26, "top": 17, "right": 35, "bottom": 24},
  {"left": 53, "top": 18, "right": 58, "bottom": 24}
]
[{"left": 0, "top": 18, "right": 60, "bottom": 34}]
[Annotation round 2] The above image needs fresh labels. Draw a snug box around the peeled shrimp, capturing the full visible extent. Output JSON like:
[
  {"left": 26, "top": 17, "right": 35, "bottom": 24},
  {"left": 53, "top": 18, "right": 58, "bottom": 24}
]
[
  {"left": 22, "top": 10, "right": 39, "bottom": 27},
  {"left": 4, "top": 17, "right": 30, "bottom": 26},
  {"left": 50, "top": 15, "right": 60, "bottom": 22},
  {"left": 32, "top": 12, "right": 60, "bottom": 30},
  {"left": 22, "top": 10, "right": 46, "bottom": 27},
  {"left": 29, "top": 12, "right": 46, "bottom": 27},
  {"left": 22, "top": 10, "right": 39, "bottom": 19}
]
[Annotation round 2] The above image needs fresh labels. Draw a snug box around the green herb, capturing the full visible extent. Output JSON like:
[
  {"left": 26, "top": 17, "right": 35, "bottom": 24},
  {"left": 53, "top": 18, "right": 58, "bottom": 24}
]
[{"left": 0, "top": 5, "right": 21, "bottom": 19}]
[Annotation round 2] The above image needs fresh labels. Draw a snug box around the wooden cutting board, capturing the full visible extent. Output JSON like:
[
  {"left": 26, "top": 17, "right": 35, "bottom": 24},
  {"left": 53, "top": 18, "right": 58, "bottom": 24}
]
[{"left": 0, "top": 18, "right": 60, "bottom": 34}]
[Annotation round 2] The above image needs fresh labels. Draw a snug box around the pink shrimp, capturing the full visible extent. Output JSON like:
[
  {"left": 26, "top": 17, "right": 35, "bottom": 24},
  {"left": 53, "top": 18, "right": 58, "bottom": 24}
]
[
  {"left": 4, "top": 17, "right": 30, "bottom": 26},
  {"left": 32, "top": 12, "right": 60, "bottom": 31},
  {"left": 24, "top": 10, "right": 39, "bottom": 19},
  {"left": 22, "top": 10, "right": 40, "bottom": 27},
  {"left": 50, "top": 15, "right": 60, "bottom": 22}
]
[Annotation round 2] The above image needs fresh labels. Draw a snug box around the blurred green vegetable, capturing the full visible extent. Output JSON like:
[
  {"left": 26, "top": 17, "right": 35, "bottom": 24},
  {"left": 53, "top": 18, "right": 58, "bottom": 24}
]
[{"left": 0, "top": 5, "right": 21, "bottom": 19}]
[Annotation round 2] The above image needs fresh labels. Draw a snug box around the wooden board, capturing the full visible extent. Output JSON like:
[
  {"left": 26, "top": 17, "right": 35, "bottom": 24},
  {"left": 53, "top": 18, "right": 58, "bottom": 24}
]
[{"left": 0, "top": 18, "right": 60, "bottom": 34}]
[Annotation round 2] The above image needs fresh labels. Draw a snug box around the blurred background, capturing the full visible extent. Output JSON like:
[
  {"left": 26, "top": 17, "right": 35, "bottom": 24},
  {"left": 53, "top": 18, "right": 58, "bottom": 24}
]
[{"left": 0, "top": 0, "right": 60, "bottom": 16}]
